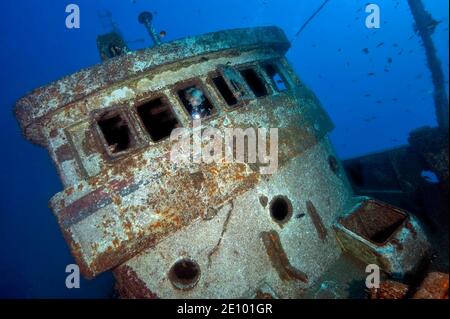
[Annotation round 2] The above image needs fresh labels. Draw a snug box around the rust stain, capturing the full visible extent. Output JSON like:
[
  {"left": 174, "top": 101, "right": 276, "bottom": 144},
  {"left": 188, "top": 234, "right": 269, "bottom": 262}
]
[
  {"left": 260, "top": 230, "right": 308, "bottom": 283},
  {"left": 65, "top": 187, "right": 74, "bottom": 197},
  {"left": 369, "top": 280, "right": 410, "bottom": 299},
  {"left": 255, "top": 290, "right": 274, "bottom": 299},
  {"left": 390, "top": 238, "right": 404, "bottom": 251},
  {"left": 82, "top": 129, "right": 98, "bottom": 156},
  {"left": 55, "top": 144, "right": 75, "bottom": 162},
  {"left": 13, "top": 25, "right": 339, "bottom": 286},
  {"left": 59, "top": 187, "right": 111, "bottom": 228},
  {"left": 59, "top": 227, "right": 95, "bottom": 279},
  {"left": 306, "top": 200, "right": 327, "bottom": 241},
  {"left": 15, "top": 27, "right": 290, "bottom": 146},
  {"left": 49, "top": 128, "right": 58, "bottom": 138},
  {"left": 413, "top": 272, "right": 449, "bottom": 299},
  {"left": 190, "top": 171, "right": 205, "bottom": 190},
  {"left": 202, "top": 206, "right": 218, "bottom": 221},
  {"left": 113, "top": 265, "right": 159, "bottom": 299},
  {"left": 405, "top": 221, "right": 418, "bottom": 239}
]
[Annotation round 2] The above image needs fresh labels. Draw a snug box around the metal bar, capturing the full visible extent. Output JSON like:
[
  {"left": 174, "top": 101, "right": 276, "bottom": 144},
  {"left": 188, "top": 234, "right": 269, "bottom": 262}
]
[{"left": 407, "top": 0, "right": 449, "bottom": 128}]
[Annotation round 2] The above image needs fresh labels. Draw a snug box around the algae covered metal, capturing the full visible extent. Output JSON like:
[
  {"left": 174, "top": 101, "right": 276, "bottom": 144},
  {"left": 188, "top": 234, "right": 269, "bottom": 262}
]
[{"left": 15, "top": 25, "right": 430, "bottom": 298}]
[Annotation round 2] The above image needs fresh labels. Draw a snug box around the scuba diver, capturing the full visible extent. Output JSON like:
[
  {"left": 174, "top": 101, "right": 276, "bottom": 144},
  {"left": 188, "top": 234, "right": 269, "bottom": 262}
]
[{"left": 185, "top": 87, "right": 211, "bottom": 119}]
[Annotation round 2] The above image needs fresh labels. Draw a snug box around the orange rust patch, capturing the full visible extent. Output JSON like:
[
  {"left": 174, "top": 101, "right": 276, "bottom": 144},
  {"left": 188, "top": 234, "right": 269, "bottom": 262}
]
[
  {"left": 370, "top": 280, "right": 410, "bottom": 299},
  {"left": 413, "top": 272, "right": 449, "bottom": 299},
  {"left": 65, "top": 187, "right": 74, "bottom": 196},
  {"left": 260, "top": 230, "right": 308, "bottom": 283},
  {"left": 306, "top": 200, "right": 327, "bottom": 241}
]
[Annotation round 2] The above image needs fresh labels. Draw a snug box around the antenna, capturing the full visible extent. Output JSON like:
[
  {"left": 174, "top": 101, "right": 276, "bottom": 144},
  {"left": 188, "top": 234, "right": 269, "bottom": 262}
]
[
  {"left": 407, "top": 0, "right": 448, "bottom": 128},
  {"left": 291, "top": 0, "right": 331, "bottom": 43},
  {"left": 138, "top": 11, "right": 162, "bottom": 46}
]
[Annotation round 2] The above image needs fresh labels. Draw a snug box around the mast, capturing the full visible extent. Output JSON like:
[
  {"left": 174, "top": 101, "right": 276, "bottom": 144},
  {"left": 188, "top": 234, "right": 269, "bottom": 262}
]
[{"left": 407, "top": 0, "right": 449, "bottom": 128}]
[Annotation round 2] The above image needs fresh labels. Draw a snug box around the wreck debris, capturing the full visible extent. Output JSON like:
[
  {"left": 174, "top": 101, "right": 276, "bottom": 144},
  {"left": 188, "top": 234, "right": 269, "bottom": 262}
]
[
  {"left": 260, "top": 230, "right": 308, "bottom": 283},
  {"left": 413, "top": 272, "right": 449, "bottom": 299},
  {"left": 16, "top": 19, "right": 427, "bottom": 298},
  {"left": 369, "top": 272, "right": 449, "bottom": 299},
  {"left": 369, "top": 280, "right": 410, "bottom": 299},
  {"left": 16, "top": 24, "right": 344, "bottom": 296},
  {"left": 407, "top": 0, "right": 449, "bottom": 128},
  {"left": 340, "top": 199, "right": 408, "bottom": 245},
  {"left": 306, "top": 200, "right": 327, "bottom": 241},
  {"left": 335, "top": 198, "right": 430, "bottom": 276}
]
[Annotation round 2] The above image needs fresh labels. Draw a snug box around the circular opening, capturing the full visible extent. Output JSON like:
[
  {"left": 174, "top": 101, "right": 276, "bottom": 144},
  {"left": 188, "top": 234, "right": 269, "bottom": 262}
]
[
  {"left": 269, "top": 196, "right": 293, "bottom": 225},
  {"left": 328, "top": 155, "right": 339, "bottom": 174},
  {"left": 168, "top": 258, "right": 200, "bottom": 290}
]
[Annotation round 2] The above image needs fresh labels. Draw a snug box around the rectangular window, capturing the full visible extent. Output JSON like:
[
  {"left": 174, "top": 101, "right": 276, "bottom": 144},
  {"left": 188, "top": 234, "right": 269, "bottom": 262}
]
[
  {"left": 137, "top": 97, "right": 180, "bottom": 142},
  {"left": 263, "top": 63, "right": 289, "bottom": 92},
  {"left": 97, "top": 113, "right": 134, "bottom": 154},
  {"left": 217, "top": 65, "right": 250, "bottom": 103},
  {"left": 177, "top": 84, "right": 215, "bottom": 119},
  {"left": 239, "top": 68, "right": 269, "bottom": 98},
  {"left": 212, "top": 75, "right": 238, "bottom": 106}
]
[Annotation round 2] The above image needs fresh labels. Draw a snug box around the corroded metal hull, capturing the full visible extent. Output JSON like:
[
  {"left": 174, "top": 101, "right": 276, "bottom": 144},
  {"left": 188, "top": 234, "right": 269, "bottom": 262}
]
[{"left": 15, "top": 26, "right": 430, "bottom": 298}]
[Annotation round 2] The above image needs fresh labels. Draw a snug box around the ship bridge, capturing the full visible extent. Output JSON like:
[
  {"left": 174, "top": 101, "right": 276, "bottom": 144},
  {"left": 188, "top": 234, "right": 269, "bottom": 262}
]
[{"left": 15, "top": 22, "right": 430, "bottom": 299}]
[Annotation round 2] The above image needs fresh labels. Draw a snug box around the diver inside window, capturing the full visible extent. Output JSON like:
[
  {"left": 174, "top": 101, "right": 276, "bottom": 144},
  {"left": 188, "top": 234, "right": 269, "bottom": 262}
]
[{"left": 184, "top": 87, "right": 213, "bottom": 119}]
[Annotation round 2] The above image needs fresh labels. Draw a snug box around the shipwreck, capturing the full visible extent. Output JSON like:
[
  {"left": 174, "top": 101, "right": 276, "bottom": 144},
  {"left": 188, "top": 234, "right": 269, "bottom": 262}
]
[{"left": 14, "top": 10, "right": 445, "bottom": 298}]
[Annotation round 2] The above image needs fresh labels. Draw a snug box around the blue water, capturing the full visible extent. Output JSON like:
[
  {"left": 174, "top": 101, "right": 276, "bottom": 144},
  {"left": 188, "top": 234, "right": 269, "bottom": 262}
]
[{"left": 0, "top": 0, "right": 448, "bottom": 298}]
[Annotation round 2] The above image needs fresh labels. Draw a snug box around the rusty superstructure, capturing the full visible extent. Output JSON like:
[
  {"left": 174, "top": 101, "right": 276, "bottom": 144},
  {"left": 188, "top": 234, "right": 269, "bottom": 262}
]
[{"left": 15, "top": 25, "right": 431, "bottom": 298}]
